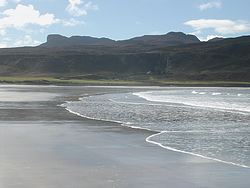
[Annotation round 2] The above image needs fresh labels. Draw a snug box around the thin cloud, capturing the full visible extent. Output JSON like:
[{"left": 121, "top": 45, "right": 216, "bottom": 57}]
[
  {"left": 0, "top": 0, "right": 22, "bottom": 7},
  {"left": 0, "top": 4, "right": 58, "bottom": 35},
  {"left": 14, "top": 35, "right": 41, "bottom": 47},
  {"left": 61, "top": 18, "right": 85, "bottom": 27},
  {"left": 185, "top": 19, "right": 250, "bottom": 35},
  {"left": 0, "top": 43, "right": 7, "bottom": 48},
  {"left": 0, "top": 0, "right": 7, "bottom": 7},
  {"left": 199, "top": 1, "right": 222, "bottom": 11},
  {"left": 66, "top": 0, "right": 98, "bottom": 17},
  {"left": 197, "top": 35, "right": 224, "bottom": 41}
]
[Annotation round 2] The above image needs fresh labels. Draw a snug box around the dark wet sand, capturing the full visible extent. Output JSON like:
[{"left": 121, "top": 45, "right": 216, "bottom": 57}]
[{"left": 0, "top": 85, "right": 249, "bottom": 188}]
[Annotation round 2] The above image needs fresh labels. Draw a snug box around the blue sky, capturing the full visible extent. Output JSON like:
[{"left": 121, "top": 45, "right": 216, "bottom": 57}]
[{"left": 0, "top": 0, "right": 249, "bottom": 47}]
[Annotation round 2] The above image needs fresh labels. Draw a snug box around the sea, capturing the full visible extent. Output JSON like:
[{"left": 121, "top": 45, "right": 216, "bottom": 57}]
[{"left": 62, "top": 87, "right": 250, "bottom": 168}]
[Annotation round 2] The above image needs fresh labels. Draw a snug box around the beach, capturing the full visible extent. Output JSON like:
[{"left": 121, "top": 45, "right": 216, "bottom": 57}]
[{"left": 1, "top": 85, "right": 250, "bottom": 188}]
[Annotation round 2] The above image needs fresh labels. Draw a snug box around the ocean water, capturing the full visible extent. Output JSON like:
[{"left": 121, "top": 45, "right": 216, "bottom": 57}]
[{"left": 62, "top": 87, "right": 250, "bottom": 168}]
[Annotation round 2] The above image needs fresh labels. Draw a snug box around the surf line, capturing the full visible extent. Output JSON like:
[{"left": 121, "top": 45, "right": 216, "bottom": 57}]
[
  {"left": 61, "top": 95, "right": 250, "bottom": 169},
  {"left": 64, "top": 105, "right": 250, "bottom": 169},
  {"left": 146, "top": 131, "right": 250, "bottom": 169}
]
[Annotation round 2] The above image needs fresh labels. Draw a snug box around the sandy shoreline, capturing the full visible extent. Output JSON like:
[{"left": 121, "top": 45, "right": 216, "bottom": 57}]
[{"left": 1, "top": 85, "right": 250, "bottom": 188}]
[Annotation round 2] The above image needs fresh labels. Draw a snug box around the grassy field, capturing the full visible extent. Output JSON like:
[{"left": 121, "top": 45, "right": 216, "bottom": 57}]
[
  {"left": 0, "top": 76, "right": 250, "bottom": 87},
  {"left": 0, "top": 76, "right": 143, "bottom": 85}
]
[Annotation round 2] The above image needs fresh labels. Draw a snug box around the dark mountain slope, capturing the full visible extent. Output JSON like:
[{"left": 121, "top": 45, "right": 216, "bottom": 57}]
[
  {"left": 157, "top": 36, "right": 250, "bottom": 81},
  {"left": 41, "top": 32, "right": 200, "bottom": 48},
  {"left": 121, "top": 32, "right": 200, "bottom": 46},
  {"left": 40, "top": 34, "right": 116, "bottom": 47},
  {"left": 0, "top": 34, "right": 249, "bottom": 82}
]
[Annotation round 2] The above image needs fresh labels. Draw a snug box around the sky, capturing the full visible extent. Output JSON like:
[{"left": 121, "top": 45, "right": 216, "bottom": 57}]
[{"left": 0, "top": 0, "right": 249, "bottom": 47}]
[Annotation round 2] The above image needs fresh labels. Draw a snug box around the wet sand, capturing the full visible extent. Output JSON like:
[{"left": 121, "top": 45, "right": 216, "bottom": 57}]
[{"left": 0, "top": 85, "right": 249, "bottom": 188}]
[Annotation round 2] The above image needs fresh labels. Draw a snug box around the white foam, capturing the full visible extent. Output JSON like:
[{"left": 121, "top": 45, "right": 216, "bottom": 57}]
[
  {"left": 146, "top": 132, "right": 250, "bottom": 169},
  {"left": 82, "top": 86, "right": 162, "bottom": 89},
  {"left": 61, "top": 92, "right": 250, "bottom": 169},
  {"left": 133, "top": 91, "right": 250, "bottom": 114},
  {"left": 212, "top": 92, "right": 221, "bottom": 95},
  {"left": 65, "top": 108, "right": 124, "bottom": 125},
  {"left": 65, "top": 105, "right": 250, "bottom": 169},
  {"left": 64, "top": 106, "right": 157, "bottom": 132},
  {"left": 109, "top": 98, "right": 164, "bottom": 106}
]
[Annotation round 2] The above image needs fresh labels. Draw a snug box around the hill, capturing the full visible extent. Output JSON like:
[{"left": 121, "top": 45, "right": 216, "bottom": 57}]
[
  {"left": 40, "top": 34, "right": 116, "bottom": 47},
  {"left": 0, "top": 32, "right": 249, "bottom": 85},
  {"left": 41, "top": 32, "right": 200, "bottom": 48}
]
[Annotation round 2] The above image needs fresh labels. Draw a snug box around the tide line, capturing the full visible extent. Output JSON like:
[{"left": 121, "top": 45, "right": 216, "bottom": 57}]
[
  {"left": 61, "top": 98, "right": 250, "bottom": 170},
  {"left": 146, "top": 131, "right": 250, "bottom": 169}
]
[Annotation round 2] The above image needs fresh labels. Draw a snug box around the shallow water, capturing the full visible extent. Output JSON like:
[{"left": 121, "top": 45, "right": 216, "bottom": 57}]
[{"left": 63, "top": 87, "right": 250, "bottom": 168}]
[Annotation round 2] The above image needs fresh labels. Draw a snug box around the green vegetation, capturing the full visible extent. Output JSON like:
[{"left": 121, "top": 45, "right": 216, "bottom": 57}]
[
  {"left": 0, "top": 76, "right": 143, "bottom": 85},
  {"left": 0, "top": 76, "right": 249, "bottom": 86},
  {"left": 0, "top": 33, "right": 249, "bottom": 83}
]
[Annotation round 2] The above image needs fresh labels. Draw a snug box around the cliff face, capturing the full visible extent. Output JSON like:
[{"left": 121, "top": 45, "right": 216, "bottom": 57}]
[
  {"left": 0, "top": 33, "right": 249, "bottom": 81},
  {"left": 42, "top": 34, "right": 116, "bottom": 47},
  {"left": 41, "top": 32, "right": 200, "bottom": 48},
  {"left": 123, "top": 32, "right": 200, "bottom": 46}
]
